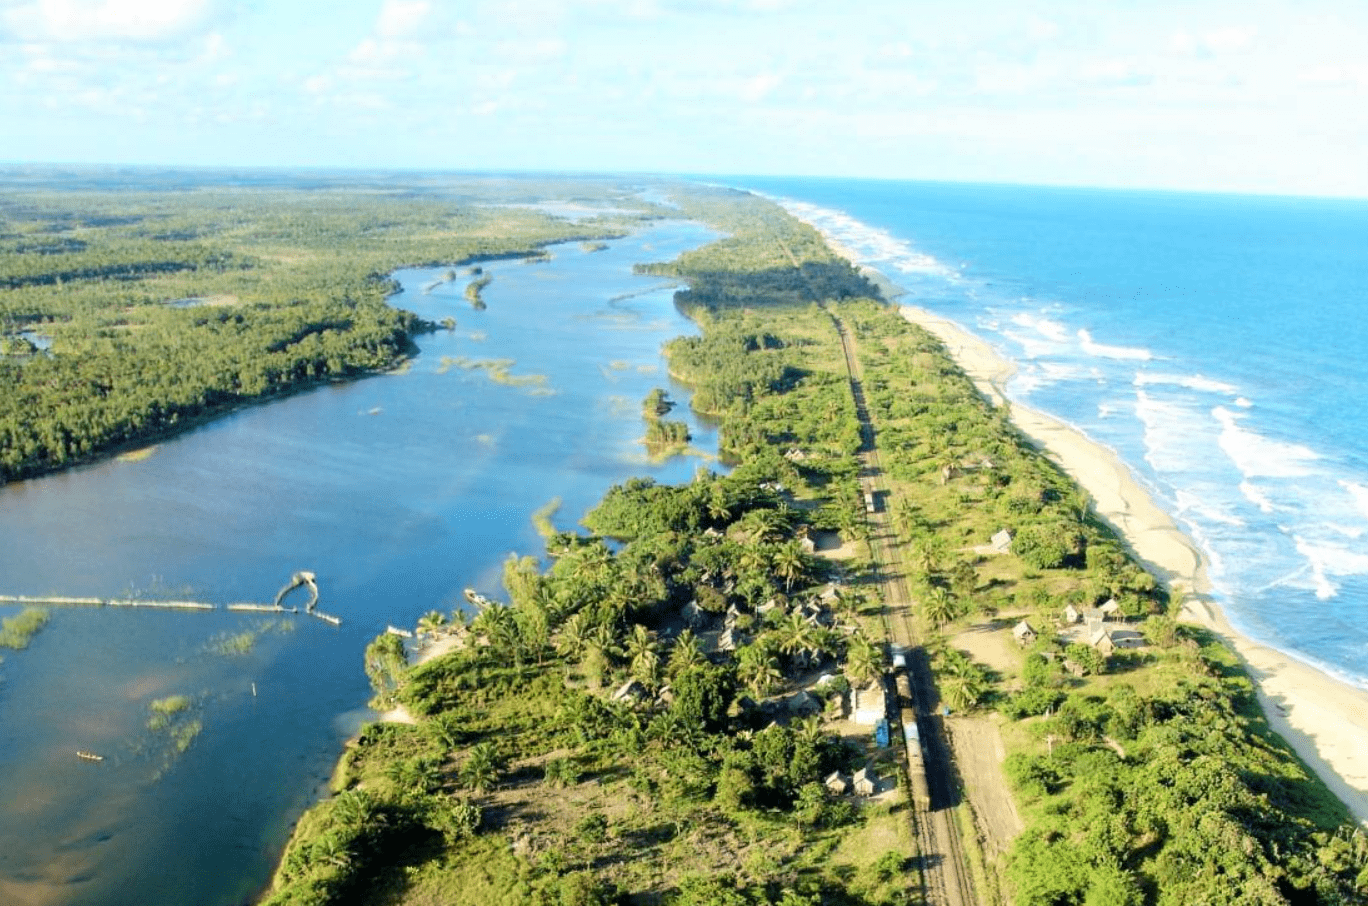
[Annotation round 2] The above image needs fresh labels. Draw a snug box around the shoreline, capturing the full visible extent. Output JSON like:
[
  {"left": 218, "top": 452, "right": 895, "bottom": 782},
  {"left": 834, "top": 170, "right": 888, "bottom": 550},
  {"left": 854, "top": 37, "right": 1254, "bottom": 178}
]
[{"left": 898, "top": 301, "right": 1368, "bottom": 825}]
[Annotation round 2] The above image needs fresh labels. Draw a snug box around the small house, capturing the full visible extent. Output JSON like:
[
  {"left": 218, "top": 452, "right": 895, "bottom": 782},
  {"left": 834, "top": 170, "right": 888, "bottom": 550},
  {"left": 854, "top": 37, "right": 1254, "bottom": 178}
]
[
  {"left": 1012, "top": 619, "right": 1037, "bottom": 647},
  {"left": 1099, "top": 598, "right": 1121, "bottom": 620},
  {"left": 799, "top": 534, "right": 817, "bottom": 555},
  {"left": 989, "top": 529, "right": 1013, "bottom": 554},
  {"left": 1062, "top": 603, "right": 1082, "bottom": 624},
  {"left": 1089, "top": 627, "right": 1116, "bottom": 657},
  {"left": 681, "top": 599, "right": 707, "bottom": 628},
  {"left": 717, "top": 627, "right": 742, "bottom": 653},
  {"left": 852, "top": 684, "right": 887, "bottom": 725},
  {"left": 825, "top": 771, "right": 851, "bottom": 795},
  {"left": 612, "top": 680, "right": 647, "bottom": 704},
  {"left": 853, "top": 766, "right": 878, "bottom": 797},
  {"left": 787, "top": 690, "right": 821, "bottom": 715}
]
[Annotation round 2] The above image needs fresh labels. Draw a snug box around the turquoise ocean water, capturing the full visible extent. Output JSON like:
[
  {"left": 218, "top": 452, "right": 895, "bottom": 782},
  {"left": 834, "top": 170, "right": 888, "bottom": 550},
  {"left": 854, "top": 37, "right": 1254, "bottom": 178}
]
[{"left": 736, "top": 177, "right": 1368, "bottom": 693}]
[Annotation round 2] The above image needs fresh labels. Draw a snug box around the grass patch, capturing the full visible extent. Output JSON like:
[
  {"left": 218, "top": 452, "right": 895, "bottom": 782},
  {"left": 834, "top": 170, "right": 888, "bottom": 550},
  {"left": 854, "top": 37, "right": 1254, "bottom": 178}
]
[{"left": 0, "top": 607, "right": 50, "bottom": 650}]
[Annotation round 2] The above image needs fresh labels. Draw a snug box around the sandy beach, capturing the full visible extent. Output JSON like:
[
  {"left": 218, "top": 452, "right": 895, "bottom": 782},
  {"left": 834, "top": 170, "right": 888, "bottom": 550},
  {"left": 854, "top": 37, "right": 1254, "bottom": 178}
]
[{"left": 900, "top": 303, "right": 1368, "bottom": 825}]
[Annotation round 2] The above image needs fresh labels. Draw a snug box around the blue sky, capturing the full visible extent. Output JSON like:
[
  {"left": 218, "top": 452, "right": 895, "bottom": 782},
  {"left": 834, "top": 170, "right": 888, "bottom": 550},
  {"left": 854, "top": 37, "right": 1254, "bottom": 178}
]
[{"left": 2, "top": 0, "right": 1366, "bottom": 197}]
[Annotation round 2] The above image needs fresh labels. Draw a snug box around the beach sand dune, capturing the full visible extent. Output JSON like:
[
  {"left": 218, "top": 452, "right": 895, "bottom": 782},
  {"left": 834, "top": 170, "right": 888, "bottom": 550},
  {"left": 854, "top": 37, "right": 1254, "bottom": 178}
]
[{"left": 901, "top": 303, "right": 1368, "bottom": 825}]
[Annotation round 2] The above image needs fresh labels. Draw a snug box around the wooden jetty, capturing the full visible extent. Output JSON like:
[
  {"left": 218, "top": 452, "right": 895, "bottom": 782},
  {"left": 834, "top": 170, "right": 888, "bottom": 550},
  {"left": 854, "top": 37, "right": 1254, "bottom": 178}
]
[
  {"left": 0, "top": 594, "right": 103, "bottom": 607},
  {"left": 1, "top": 570, "right": 338, "bottom": 624}
]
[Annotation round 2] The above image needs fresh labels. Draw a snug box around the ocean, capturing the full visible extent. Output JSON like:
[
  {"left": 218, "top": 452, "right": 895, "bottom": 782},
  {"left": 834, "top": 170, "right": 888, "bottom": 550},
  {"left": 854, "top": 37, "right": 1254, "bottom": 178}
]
[{"left": 734, "top": 176, "right": 1368, "bottom": 693}]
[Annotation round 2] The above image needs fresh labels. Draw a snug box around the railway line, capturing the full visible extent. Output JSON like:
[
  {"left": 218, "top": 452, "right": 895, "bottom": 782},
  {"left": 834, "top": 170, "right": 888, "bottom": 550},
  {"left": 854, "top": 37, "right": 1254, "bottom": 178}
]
[
  {"left": 827, "top": 304, "right": 979, "bottom": 906},
  {"left": 769, "top": 232, "right": 979, "bottom": 904}
]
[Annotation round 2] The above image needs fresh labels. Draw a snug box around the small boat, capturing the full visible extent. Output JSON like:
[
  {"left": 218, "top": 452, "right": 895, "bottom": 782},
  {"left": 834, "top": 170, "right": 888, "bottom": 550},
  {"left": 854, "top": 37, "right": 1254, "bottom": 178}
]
[
  {"left": 76, "top": 751, "right": 104, "bottom": 762},
  {"left": 463, "top": 588, "right": 494, "bottom": 608}
]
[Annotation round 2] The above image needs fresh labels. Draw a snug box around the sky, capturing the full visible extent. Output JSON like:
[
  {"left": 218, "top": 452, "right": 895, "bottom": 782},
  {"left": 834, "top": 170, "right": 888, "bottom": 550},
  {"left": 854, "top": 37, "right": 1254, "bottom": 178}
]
[{"left": 2, "top": 0, "right": 1367, "bottom": 197}]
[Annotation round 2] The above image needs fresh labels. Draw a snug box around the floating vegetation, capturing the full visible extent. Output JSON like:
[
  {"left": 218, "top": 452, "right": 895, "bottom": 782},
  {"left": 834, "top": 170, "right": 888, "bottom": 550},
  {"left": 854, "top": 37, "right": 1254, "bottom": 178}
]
[
  {"left": 464, "top": 275, "right": 492, "bottom": 309},
  {"left": 438, "top": 356, "right": 552, "bottom": 393},
  {"left": 0, "top": 607, "right": 50, "bottom": 650},
  {"left": 146, "top": 694, "right": 203, "bottom": 764},
  {"left": 581, "top": 241, "right": 609, "bottom": 252},
  {"left": 206, "top": 618, "right": 295, "bottom": 657},
  {"left": 531, "top": 497, "right": 562, "bottom": 538},
  {"left": 116, "top": 445, "right": 159, "bottom": 462},
  {"left": 474, "top": 433, "right": 497, "bottom": 448},
  {"left": 608, "top": 360, "right": 631, "bottom": 371}
]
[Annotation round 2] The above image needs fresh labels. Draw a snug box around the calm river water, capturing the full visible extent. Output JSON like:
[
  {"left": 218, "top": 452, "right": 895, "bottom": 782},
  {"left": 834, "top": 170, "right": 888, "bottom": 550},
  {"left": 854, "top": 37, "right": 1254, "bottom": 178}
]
[{"left": 0, "top": 219, "right": 717, "bottom": 906}]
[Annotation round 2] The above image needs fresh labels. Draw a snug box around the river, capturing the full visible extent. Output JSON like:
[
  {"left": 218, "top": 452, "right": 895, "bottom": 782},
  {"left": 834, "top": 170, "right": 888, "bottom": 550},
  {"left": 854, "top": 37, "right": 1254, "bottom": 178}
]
[{"left": 0, "top": 218, "right": 718, "bottom": 906}]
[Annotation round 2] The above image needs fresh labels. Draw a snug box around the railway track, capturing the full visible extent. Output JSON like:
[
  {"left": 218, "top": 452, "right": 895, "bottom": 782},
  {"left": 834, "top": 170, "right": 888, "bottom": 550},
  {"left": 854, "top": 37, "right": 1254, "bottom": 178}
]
[
  {"left": 826, "top": 304, "right": 979, "bottom": 906},
  {"left": 767, "top": 231, "right": 978, "bottom": 904}
]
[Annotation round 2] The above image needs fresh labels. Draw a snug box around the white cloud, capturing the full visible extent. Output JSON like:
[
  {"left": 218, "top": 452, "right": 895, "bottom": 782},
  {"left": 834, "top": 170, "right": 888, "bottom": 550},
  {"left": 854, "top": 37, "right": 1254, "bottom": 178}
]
[
  {"left": 376, "top": 0, "right": 430, "bottom": 39},
  {"left": 3, "top": 0, "right": 221, "bottom": 42},
  {"left": 1170, "top": 25, "right": 1256, "bottom": 58},
  {"left": 738, "top": 71, "right": 781, "bottom": 102}
]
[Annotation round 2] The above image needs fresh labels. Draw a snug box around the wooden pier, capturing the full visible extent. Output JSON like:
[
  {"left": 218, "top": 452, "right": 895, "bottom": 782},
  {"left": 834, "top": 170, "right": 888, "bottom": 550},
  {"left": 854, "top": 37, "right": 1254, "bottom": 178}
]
[{"left": 0, "top": 572, "right": 341, "bottom": 625}]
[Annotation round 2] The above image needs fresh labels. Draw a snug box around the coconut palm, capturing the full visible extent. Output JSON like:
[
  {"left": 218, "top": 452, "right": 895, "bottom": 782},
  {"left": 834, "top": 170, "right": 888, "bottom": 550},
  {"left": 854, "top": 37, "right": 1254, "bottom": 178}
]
[
  {"left": 737, "top": 642, "right": 783, "bottom": 697},
  {"left": 416, "top": 609, "right": 448, "bottom": 639},
  {"left": 462, "top": 742, "right": 500, "bottom": 793},
  {"left": 776, "top": 609, "right": 817, "bottom": 659},
  {"left": 922, "top": 585, "right": 958, "bottom": 630},
  {"left": 845, "top": 634, "right": 885, "bottom": 688},
  {"left": 625, "top": 623, "right": 661, "bottom": 687},
  {"left": 554, "top": 612, "right": 590, "bottom": 664},
  {"left": 771, "top": 541, "right": 809, "bottom": 593},
  {"left": 666, "top": 628, "right": 704, "bottom": 679}
]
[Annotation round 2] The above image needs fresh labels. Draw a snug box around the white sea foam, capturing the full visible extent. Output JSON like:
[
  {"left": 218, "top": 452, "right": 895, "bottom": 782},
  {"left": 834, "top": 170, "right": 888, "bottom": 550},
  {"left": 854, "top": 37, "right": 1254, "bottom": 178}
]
[
  {"left": 770, "top": 197, "right": 957, "bottom": 278},
  {"left": 1078, "top": 328, "right": 1153, "bottom": 361},
  {"left": 1134, "top": 372, "right": 1240, "bottom": 395},
  {"left": 1175, "top": 488, "right": 1245, "bottom": 526},
  {"left": 1214, "top": 407, "right": 1321, "bottom": 479},
  {"left": 1292, "top": 536, "right": 1368, "bottom": 600},
  {"left": 1238, "top": 480, "right": 1279, "bottom": 514},
  {"left": 1011, "top": 312, "right": 1072, "bottom": 343},
  {"left": 1098, "top": 403, "right": 1115, "bottom": 418},
  {"left": 1135, "top": 390, "right": 1214, "bottom": 474},
  {"left": 1339, "top": 480, "right": 1368, "bottom": 521}
]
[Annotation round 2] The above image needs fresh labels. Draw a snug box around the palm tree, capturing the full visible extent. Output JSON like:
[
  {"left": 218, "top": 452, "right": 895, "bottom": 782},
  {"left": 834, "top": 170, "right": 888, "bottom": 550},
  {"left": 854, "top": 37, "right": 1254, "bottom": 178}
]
[
  {"left": 771, "top": 542, "right": 808, "bottom": 593},
  {"left": 554, "top": 612, "right": 590, "bottom": 665},
  {"left": 737, "top": 642, "right": 783, "bottom": 697},
  {"left": 625, "top": 623, "right": 661, "bottom": 688},
  {"left": 776, "top": 610, "right": 816, "bottom": 659},
  {"left": 845, "top": 634, "right": 884, "bottom": 688},
  {"left": 940, "top": 671, "right": 986, "bottom": 712},
  {"left": 462, "top": 742, "right": 499, "bottom": 793},
  {"left": 923, "top": 585, "right": 958, "bottom": 630},
  {"left": 416, "top": 609, "right": 448, "bottom": 639},
  {"left": 666, "top": 628, "right": 704, "bottom": 680}
]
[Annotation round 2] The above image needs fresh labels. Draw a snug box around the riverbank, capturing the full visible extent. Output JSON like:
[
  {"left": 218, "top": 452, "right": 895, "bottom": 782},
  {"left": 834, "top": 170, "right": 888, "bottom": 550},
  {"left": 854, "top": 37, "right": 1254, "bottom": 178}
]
[{"left": 899, "top": 302, "right": 1368, "bottom": 825}]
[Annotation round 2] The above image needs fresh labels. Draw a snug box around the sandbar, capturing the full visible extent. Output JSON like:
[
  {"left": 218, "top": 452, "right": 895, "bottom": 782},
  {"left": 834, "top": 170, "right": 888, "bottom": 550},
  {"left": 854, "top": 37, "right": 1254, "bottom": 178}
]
[{"left": 900, "top": 302, "right": 1368, "bottom": 825}]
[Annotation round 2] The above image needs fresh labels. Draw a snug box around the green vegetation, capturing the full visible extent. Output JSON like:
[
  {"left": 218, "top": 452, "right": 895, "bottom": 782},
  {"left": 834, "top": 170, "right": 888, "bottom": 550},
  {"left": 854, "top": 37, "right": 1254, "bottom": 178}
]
[
  {"left": 146, "top": 693, "right": 203, "bottom": 761},
  {"left": 532, "top": 496, "right": 563, "bottom": 539},
  {"left": 26, "top": 178, "right": 1347, "bottom": 905},
  {"left": 640, "top": 387, "right": 691, "bottom": 457},
  {"left": 206, "top": 618, "right": 295, "bottom": 656},
  {"left": 0, "top": 607, "right": 50, "bottom": 649},
  {"left": 437, "top": 356, "right": 554, "bottom": 393},
  {"left": 0, "top": 172, "right": 656, "bottom": 484}
]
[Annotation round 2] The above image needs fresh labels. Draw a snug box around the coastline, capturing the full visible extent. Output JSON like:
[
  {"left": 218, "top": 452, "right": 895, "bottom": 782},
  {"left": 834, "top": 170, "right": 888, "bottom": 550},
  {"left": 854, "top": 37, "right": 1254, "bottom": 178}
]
[{"left": 898, "top": 301, "right": 1368, "bottom": 825}]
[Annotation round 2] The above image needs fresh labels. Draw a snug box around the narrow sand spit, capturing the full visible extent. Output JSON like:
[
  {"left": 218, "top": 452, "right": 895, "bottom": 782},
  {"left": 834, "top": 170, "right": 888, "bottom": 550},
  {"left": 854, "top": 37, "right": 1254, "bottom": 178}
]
[{"left": 902, "top": 303, "right": 1368, "bottom": 825}]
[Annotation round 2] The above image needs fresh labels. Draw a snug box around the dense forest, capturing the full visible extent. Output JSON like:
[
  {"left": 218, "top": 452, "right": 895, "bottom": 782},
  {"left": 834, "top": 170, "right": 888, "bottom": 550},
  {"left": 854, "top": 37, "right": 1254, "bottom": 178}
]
[
  {"left": 258, "top": 184, "right": 1367, "bottom": 906},
  {"left": 0, "top": 172, "right": 662, "bottom": 482}
]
